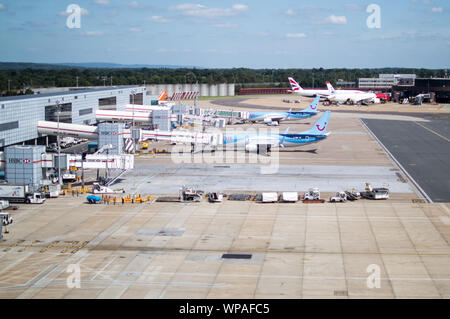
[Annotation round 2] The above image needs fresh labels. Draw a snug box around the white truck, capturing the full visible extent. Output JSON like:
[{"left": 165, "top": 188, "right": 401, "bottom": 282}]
[
  {"left": 60, "top": 137, "right": 75, "bottom": 148},
  {"left": 0, "top": 184, "right": 45, "bottom": 204},
  {"left": 281, "top": 192, "right": 298, "bottom": 203},
  {"left": 262, "top": 192, "right": 278, "bottom": 203},
  {"left": 92, "top": 182, "right": 125, "bottom": 194},
  {"left": 304, "top": 188, "right": 320, "bottom": 201},
  {"left": 330, "top": 192, "right": 347, "bottom": 203},
  {"left": 0, "top": 200, "right": 10, "bottom": 210},
  {"left": 362, "top": 183, "right": 389, "bottom": 200}
]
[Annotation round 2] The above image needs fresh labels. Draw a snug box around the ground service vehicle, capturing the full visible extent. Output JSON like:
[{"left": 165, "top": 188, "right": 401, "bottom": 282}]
[
  {"left": 0, "top": 184, "right": 45, "bottom": 204},
  {"left": 330, "top": 192, "right": 347, "bottom": 203}
]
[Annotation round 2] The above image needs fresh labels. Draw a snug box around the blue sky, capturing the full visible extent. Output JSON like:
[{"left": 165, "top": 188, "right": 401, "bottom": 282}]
[{"left": 0, "top": 0, "right": 449, "bottom": 68}]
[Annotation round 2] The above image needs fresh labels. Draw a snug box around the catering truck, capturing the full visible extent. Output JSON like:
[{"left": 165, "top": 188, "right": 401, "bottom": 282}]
[{"left": 0, "top": 184, "right": 45, "bottom": 204}]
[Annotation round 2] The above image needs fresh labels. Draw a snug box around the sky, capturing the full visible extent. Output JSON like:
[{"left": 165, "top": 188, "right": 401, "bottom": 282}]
[{"left": 0, "top": 0, "right": 449, "bottom": 68}]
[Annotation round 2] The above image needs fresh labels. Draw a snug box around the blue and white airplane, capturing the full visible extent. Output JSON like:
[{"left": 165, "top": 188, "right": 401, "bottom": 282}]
[
  {"left": 248, "top": 96, "right": 320, "bottom": 126},
  {"left": 223, "top": 110, "right": 331, "bottom": 152}
]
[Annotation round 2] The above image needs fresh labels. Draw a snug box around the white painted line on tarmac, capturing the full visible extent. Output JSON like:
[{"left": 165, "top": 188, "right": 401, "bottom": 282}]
[
  {"left": 91, "top": 256, "right": 117, "bottom": 281},
  {"left": 360, "top": 119, "right": 433, "bottom": 203}
]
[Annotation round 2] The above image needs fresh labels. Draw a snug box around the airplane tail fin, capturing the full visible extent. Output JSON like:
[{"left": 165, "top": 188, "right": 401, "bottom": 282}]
[
  {"left": 158, "top": 90, "right": 167, "bottom": 101},
  {"left": 288, "top": 77, "right": 303, "bottom": 92},
  {"left": 304, "top": 111, "right": 330, "bottom": 135},
  {"left": 302, "top": 96, "right": 320, "bottom": 113},
  {"left": 326, "top": 82, "right": 335, "bottom": 93}
]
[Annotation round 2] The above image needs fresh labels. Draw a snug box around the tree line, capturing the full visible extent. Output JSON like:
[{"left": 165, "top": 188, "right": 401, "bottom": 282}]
[{"left": 0, "top": 67, "right": 446, "bottom": 96}]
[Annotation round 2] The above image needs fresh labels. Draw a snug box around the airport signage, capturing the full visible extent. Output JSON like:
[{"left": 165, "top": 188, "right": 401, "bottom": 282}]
[
  {"left": 100, "top": 131, "right": 117, "bottom": 135},
  {"left": 8, "top": 158, "right": 31, "bottom": 164}
]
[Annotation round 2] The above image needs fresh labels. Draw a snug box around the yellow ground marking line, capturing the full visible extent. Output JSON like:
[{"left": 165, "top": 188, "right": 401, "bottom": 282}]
[{"left": 415, "top": 121, "right": 450, "bottom": 142}]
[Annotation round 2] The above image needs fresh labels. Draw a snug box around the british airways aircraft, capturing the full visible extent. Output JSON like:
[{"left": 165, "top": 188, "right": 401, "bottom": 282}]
[
  {"left": 223, "top": 110, "right": 331, "bottom": 153},
  {"left": 288, "top": 77, "right": 331, "bottom": 98},
  {"left": 248, "top": 96, "right": 320, "bottom": 126}
]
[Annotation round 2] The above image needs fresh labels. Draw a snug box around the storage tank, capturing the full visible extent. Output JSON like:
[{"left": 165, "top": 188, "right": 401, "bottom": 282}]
[
  {"left": 227, "top": 83, "right": 235, "bottom": 96},
  {"left": 209, "top": 84, "right": 218, "bottom": 97},
  {"left": 182, "top": 84, "right": 191, "bottom": 93},
  {"left": 165, "top": 84, "right": 175, "bottom": 98},
  {"left": 200, "top": 84, "right": 209, "bottom": 97},
  {"left": 147, "top": 85, "right": 157, "bottom": 95},
  {"left": 218, "top": 84, "right": 227, "bottom": 97}
]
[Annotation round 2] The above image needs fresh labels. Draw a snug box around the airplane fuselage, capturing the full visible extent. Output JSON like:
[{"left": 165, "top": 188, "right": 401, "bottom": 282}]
[
  {"left": 293, "top": 89, "right": 330, "bottom": 98},
  {"left": 222, "top": 133, "right": 327, "bottom": 148},
  {"left": 248, "top": 111, "right": 316, "bottom": 122},
  {"left": 328, "top": 93, "right": 377, "bottom": 104}
]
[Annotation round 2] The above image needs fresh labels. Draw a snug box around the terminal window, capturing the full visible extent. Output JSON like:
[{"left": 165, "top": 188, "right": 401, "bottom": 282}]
[
  {"left": 130, "top": 93, "right": 143, "bottom": 105},
  {"left": 99, "top": 96, "right": 117, "bottom": 109},
  {"left": 0, "top": 121, "right": 19, "bottom": 132},
  {"left": 45, "top": 103, "right": 72, "bottom": 123},
  {"left": 79, "top": 108, "right": 93, "bottom": 116}
]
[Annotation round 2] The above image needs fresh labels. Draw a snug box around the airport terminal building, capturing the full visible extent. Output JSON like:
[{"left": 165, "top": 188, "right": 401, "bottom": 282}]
[{"left": 0, "top": 86, "right": 147, "bottom": 150}]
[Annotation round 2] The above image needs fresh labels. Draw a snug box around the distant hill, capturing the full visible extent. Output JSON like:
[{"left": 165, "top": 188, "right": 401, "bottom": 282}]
[{"left": 0, "top": 62, "right": 201, "bottom": 70}]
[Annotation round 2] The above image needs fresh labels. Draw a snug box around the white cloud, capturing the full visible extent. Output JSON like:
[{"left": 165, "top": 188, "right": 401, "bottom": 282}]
[
  {"left": 325, "top": 15, "right": 347, "bottom": 24},
  {"left": 156, "top": 48, "right": 192, "bottom": 53},
  {"left": 213, "top": 23, "right": 238, "bottom": 28},
  {"left": 431, "top": 7, "right": 443, "bottom": 13},
  {"left": 285, "top": 9, "right": 296, "bottom": 16},
  {"left": 232, "top": 4, "right": 248, "bottom": 11},
  {"left": 170, "top": 3, "right": 205, "bottom": 11},
  {"left": 322, "top": 31, "right": 335, "bottom": 37},
  {"left": 147, "top": 15, "right": 172, "bottom": 23},
  {"left": 286, "top": 33, "right": 307, "bottom": 38},
  {"left": 127, "top": 1, "right": 142, "bottom": 8},
  {"left": 59, "top": 7, "right": 89, "bottom": 16},
  {"left": 84, "top": 31, "right": 104, "bottom": 36},
  {"left": 0, "top": 3, "right": 6, "bottom": 10},
  {"left": 94, "top": 0, "right": 110, "bottom": 5},
  {"left": 345, "top": 3, "right": 363, "bottom": 11},
  {"left": 169, "top": 3, "right": 248, "bottom": 18},
  {"left": 128, "top": 27, "right": 141, "bottom": 33}
]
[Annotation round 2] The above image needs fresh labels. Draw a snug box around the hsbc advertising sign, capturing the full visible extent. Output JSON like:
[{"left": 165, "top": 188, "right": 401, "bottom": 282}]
[
  {"left": 100, "top": 131, "right": 117, "bottom": 136},
  {"left": 8, "top": 158, "right": 31, "bottom": 164}
]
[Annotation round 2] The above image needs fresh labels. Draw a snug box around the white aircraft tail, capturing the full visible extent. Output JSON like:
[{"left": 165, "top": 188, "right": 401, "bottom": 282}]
[
  {"left": 288, "top": 77, "right": 303, "bottom": 92},
  {"left": 326, "top": 81, "right": 336, "bottom": 93}
]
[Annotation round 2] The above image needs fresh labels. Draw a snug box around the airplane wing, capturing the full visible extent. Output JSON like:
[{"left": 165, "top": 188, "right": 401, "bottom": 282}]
[
  {"left": 263, "top": 115, "right": 285, "bottom": 122},
  {"left": 350, "top": 95, "right": 374, "bottom": 104},
  {"left": 245, "top": 136, "right": 280, "bottom": 152}
]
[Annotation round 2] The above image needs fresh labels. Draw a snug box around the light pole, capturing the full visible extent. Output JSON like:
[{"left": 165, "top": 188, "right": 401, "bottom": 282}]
[
  {"left": 131, "top": 89, "right": 136, "bottom": 153},
  {"left": 76, "top": 76, "right": 79, "bottom": 88},
  {"left": 110, "top": 76, "right": 113, "bottom": 86},
  {"left": 8, "top": 80, "right": 11, "bottom": 92},
  {"left": 56, "top": 100, "right": 62, "bottom": 186}
]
